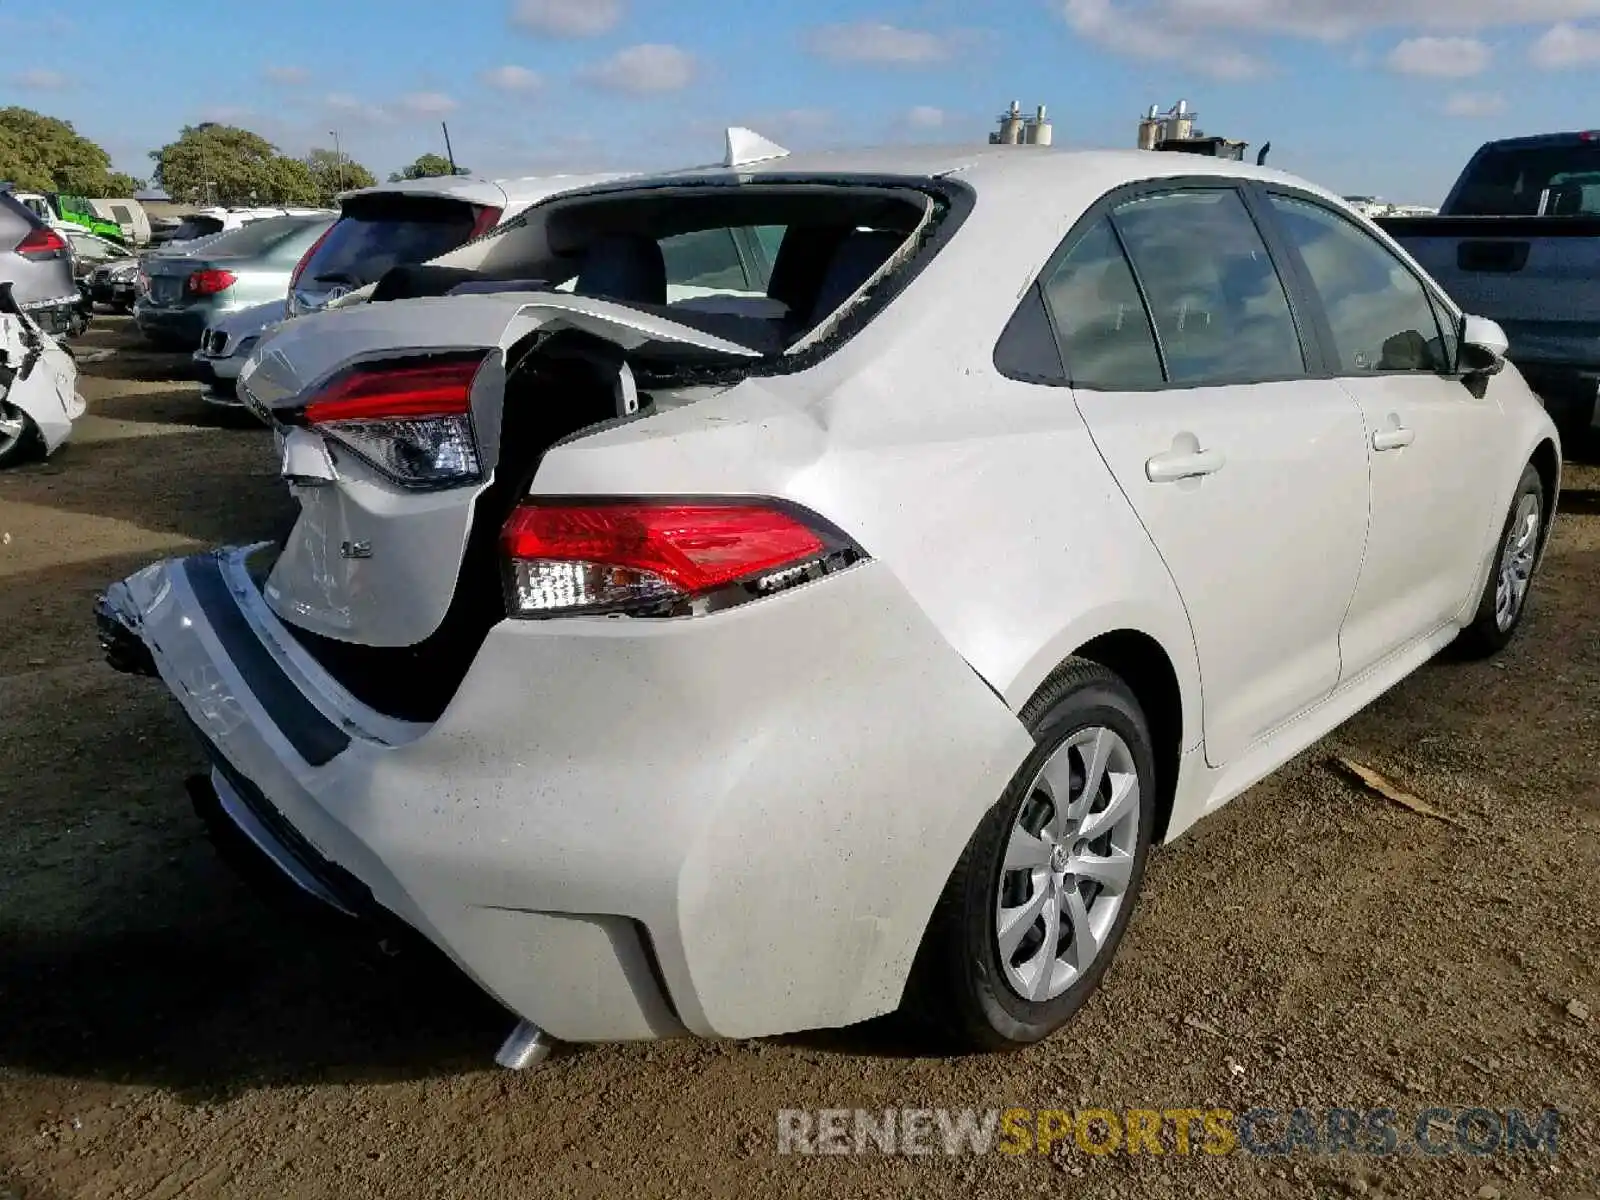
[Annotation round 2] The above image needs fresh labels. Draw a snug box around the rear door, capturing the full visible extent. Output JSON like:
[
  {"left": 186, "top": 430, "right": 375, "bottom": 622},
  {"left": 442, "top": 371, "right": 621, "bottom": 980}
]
[
  {"left": 1062, "top": 184, "right": 1371, "bottom": 766},
  {"left": 1260, "top": 190, "right": 1503, "bottom": 676}
]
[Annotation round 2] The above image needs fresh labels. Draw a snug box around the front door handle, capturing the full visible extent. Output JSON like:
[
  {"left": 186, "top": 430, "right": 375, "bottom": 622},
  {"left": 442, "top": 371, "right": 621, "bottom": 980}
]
[
  {"left": 1146, "top": 434, "right": 1226, "bottom": 483},
  {"left": 1372, "top": 426, "right": 1416, "bottom": 452}
]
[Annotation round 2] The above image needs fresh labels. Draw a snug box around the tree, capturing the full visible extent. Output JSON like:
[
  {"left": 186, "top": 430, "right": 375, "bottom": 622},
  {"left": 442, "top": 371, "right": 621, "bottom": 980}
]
[
  {"left": 304, "top": 148, "right": 377, "bottom": 202},
  {"left": 150, "top": 123, "right": 321, "bottom": 207},
  {"left": 388, "top": 152, "right": 468, "bottom": 182},
  {"left": 0, "top": 107, "right": 145, "bottom": 195}
]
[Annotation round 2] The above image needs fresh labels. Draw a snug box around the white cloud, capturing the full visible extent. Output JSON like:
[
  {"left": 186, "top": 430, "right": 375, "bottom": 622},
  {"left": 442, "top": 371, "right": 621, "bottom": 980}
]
[
  {"left": 1530, "top": 21, "right": 1600, "bottom": 66},
  {"left": 1386, "top": 36, "right": 1492, "bottom": 76},
  {"left": 262, "top": 64, "right": 309, "bottom": 85},
  {"left": 397, "top": 91, "right": 460, "bottom": 116},
  {"left": 10, "top": 68, "right": 71, "bottom": 90},
  {"left": 579, "top": 44, "right": 695, "bottom": 93},
  {"left": 1440, "top": 91, "right": 1507, "bottom": 117},
  {"left": 511, "top": 0, "right": 622, "bottom": 37},
  {"left": 481, "top": 64, "right": 542, "bottom": 91},
  {"left": 805, "top": 22, "right": 954, "bottom": 65},
  {"left": 906, "top": 105, "right": 947, "bottom": 129},
  {"left": 324, "top": 93, "right": 390, "bottom": 126},
  {"left": 1061, "top": 0, "right": 1267, "bottom": 79}
]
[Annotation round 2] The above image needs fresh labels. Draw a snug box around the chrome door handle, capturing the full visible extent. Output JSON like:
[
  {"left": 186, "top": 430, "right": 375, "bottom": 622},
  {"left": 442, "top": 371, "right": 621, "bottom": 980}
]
[
  {"left": 1146, "top": 446, "right": 1226, "bottom": 483},
  {"left": 1372, "top": 427, "right": 1415, "bottom": 452}
]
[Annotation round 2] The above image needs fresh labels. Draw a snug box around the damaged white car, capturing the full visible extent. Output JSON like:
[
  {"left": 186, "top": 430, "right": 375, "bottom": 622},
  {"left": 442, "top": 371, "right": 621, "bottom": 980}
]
[
  {"left": 97, "top": 144, "right": 1560, "bottom": 1063},
  {"left": 0, "top": 284, "right": 86, "bottom": 467}
]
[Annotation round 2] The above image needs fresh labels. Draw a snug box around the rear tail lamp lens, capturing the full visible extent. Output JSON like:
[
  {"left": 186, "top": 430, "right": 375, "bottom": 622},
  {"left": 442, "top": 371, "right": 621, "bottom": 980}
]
[
  {"left": 186, "top": 269, "right": 237, "bottom": 296},
  {"left": 15, "top": 226, "right": 67, "bottom": 260},
  {"left": 298, "top": 352, "right": 490, "bottom": 489},
  {"left": 500, "top": 500, "right": 864, "bottom": 618},
  {"left": 468, "top": 205, "right": 504, "bottom": 240}
]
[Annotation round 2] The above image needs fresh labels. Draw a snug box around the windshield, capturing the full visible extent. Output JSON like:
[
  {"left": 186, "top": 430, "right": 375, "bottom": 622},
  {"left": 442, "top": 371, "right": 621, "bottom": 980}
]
[
  {"left": 172, "top": 215, "right": 224, "bottom": 241},
  {"left": 299, "top": 196, "right": 482, "bottom": 289},
  {"left": 1451, "top": 142, "right": 1600, "bottom": 216}
]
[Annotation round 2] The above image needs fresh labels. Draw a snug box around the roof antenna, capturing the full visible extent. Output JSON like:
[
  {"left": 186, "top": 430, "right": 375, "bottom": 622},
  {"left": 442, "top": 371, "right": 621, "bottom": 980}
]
[
  {"left": 724, "top": 127, "right": 790, "bottom": 169},
  {"left": 1256, "top": 141, "right": 1272, "bottom": 166}
]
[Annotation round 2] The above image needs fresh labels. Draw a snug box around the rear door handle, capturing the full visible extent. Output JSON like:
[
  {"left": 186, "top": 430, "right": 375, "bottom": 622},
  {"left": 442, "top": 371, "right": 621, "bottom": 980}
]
[
  {"left": 1372, "top": 426, "right": 1415, "bottom": 452},
  {"left": 1146, "top": 446, "right": 1226, "bottom": 483}
]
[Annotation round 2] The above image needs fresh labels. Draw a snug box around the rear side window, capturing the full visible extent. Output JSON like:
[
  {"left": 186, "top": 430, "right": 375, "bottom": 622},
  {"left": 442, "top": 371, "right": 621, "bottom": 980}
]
[
  {"left": 659, "top": 228, "right": 751, "bottom": 291},
  {"left": 1266, "top": 195, "right": 1448, "bottom": 375},
  {"left": 299, "top": 199, "right": 479, "bottom": 289},
  {"left": 111, "top": 205, "right": 133, "bottom": 223},
  {"left": 1040, "top": 218, "right": 1163, "bottom": 389},
  {"left": 1451, "top": 142, "right": 1600, "bottom": 216},
  {"left": 1111, "top": 189, "right": 1305, "bottom": 386},
  {"left": 203, "top": 216, "right": 325, "bottom": 258}
]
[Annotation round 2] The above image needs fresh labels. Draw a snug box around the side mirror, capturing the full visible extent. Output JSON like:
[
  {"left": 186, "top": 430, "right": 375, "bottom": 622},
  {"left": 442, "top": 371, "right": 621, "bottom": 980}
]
[{"left": 1459, "top": 314, "right": 1508, "bottom": 377}]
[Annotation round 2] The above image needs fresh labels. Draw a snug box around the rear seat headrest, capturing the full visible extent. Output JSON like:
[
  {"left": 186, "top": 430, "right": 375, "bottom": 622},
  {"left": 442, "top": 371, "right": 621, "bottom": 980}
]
[{"left": 575, "top": 234, "right": 667, "bottom": 305}]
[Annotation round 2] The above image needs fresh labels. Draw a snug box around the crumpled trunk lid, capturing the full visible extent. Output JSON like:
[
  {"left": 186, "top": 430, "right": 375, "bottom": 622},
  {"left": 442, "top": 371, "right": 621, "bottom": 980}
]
[{"left": 237, "top": 291, "right": 761, "bottom": 652}]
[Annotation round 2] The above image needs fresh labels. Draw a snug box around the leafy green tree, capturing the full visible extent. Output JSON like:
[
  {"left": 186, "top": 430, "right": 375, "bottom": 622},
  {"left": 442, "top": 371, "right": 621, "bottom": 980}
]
[
  {"left": 304, "top": 148, "right": 378, "bottom": 201},
  {"left": 0, "top": 107, "right": 144, "bottom": 195},
  {"left": 150, "top": 123, "right": 322, "bottom": 206},
  {"left": 388, "top": 152, "right": 467, "bottom": 182}
]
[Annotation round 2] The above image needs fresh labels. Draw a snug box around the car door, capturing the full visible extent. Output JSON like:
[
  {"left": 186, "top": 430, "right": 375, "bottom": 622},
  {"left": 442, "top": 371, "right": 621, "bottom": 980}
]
[
  {"left": 1059, "top": 185, "right": 1371, "bottom": 767},
  {"left": 1259, "top": 191, "right": 1504, "bottom": 679}
]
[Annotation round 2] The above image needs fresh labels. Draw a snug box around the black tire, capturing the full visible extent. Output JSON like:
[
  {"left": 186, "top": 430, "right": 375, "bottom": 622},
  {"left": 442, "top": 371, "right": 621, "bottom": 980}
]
[
  {"left": 0, "top": 400, "right": 41, "bottom": 469},
  {"left": 904, "top": 657, "right": 1157, "bottom": 1052},
  {"left": 1456, "top": 463, "right": 1545, "bottom": 659}
]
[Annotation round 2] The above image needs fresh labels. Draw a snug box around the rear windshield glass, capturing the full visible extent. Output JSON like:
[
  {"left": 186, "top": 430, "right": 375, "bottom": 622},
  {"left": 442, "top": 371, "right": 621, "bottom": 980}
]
[
  {"left": 471, "top": 182, "right": 948, "bottom": 358},
  {"left": 203, "top": 215, "right": 331, "bottom": 259},
  {"left": 299, "top": 198, "right": 480, "bottom": 289},
  {"left": 172, "top": 215, "right": 224, "bottom": 241},
  {"left": 1452, "top": 143, "right": 1600, "bottom": 216}
]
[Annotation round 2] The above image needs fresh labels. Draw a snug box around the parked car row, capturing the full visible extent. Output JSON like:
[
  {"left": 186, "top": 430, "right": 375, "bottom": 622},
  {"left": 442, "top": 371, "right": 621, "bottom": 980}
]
[{"left": 94, "top": 133, "right": 1562, "bottom": 1071}]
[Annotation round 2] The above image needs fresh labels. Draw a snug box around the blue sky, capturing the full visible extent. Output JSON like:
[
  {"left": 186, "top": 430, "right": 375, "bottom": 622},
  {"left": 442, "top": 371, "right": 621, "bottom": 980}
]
[{"left": 5, "top": 0, "right": 1600, "bottom": 205}]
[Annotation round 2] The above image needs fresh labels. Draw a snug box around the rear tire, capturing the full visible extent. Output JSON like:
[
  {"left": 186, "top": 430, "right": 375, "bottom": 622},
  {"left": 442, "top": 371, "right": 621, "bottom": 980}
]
[
  {"left": 0, "top": 400, "right": 40, "bottom": 468},
  {"left": 904, "top": 658, "right": 1156, "bottom": 1052},
  {"left": 1456, "top": 463, "right": 1544, "bottom": 659}
]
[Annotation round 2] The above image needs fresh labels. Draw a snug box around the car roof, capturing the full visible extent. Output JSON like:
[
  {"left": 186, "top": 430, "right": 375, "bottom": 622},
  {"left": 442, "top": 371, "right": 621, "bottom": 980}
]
[
  {"left": 334, "top": 172, "right": 630, "bottom": 211},
  {"left": 575, "top": 143, "right": 1344, "bottom": 206}
]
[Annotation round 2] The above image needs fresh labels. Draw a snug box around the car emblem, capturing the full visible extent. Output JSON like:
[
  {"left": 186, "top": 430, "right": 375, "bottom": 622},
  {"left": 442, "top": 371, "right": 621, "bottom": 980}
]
[{"left": 326, "top": 284, "right": 351, "bottom": 302}]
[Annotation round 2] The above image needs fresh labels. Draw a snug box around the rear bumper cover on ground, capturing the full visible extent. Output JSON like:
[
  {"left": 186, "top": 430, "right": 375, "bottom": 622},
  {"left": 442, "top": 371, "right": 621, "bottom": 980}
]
[{"left": 98, "top": 547, "right": 1033, "bottom": 1043}]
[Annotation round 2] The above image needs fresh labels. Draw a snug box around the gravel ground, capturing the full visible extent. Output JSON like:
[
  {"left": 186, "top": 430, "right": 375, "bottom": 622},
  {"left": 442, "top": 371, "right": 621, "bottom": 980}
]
[{"left": 1, "top": 317, "right": 1596, "bottom": 1200}]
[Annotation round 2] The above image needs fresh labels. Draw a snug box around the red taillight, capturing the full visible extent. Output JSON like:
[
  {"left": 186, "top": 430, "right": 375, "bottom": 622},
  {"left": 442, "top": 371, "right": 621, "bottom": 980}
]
[
  {"left": 290, "top": 223, "right": 335, "bottom": 291},
  {"left": 15, "top": 226, "right": 67, "bottom": 259},
  {"left": 186, "top": 269, "right": 236, "bottom": 296},
  {"left": 296, "top": 352, "right": 489, "bottom": 489},
  {"left": 468, "top": 205, "right": 504, "bottom": 240},
  {"left": 303, "top": 356, "right": 481, "bottom": 424},
  {"left": 500, "top": 500, "right": 861, "bottom": 618}
]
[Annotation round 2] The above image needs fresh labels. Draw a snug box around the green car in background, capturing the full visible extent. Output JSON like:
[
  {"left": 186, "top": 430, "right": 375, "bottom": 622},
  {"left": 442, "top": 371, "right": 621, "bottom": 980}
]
[{"left": 11, "top": 192, "right": 129, "bottom": 245}]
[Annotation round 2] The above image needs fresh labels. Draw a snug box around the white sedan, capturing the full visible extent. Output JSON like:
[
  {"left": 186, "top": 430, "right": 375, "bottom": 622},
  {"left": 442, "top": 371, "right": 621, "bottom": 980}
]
[{"left": 96, "top": 144, "right": 1559, "bottom": 1061}]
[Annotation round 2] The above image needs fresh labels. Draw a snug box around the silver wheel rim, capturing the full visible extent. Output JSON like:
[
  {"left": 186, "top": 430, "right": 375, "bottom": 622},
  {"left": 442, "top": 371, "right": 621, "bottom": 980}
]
[
  {"left": 0, "top": 402, "right": 26, "bottom": 454},
  {"left": 996, "top": 725, "right": 1141, "bottom": 1003},
  {"left": 1494, "top": 491, "right": 1540, "bottom": 633}
]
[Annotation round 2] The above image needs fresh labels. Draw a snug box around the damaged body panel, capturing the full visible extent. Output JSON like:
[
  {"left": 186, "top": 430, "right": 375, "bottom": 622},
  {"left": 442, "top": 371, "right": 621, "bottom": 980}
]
[{"left": 0, "top": 299, "right": 86, "bottom": 464}]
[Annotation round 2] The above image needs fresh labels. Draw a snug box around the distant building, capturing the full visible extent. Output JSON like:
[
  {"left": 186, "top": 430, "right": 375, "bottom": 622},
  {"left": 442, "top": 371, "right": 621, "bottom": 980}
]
[{"left": 989, "top": 101, "right": 1054, "bottom": 146}]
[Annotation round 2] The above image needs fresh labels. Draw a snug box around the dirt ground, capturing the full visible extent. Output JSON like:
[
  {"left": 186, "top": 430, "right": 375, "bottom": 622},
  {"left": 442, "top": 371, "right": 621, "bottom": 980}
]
[{"left": 1, "top": 316, "right": 1596, "bottom": 1200}]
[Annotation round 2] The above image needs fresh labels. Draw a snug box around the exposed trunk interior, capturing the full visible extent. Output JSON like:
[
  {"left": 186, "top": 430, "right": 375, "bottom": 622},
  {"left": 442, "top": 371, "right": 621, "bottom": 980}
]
[{"left": 279, "top": 335, "right": 633, "bottom": 722}]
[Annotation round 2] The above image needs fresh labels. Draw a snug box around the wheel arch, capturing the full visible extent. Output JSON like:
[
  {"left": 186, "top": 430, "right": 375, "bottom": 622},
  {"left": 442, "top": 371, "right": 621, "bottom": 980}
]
[{"left": 1529, "top": 437, "right": 1561, "bottom": 563}]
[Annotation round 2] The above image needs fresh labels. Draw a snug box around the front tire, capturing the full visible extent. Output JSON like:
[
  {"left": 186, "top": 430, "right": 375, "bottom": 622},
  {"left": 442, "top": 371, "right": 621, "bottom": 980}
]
[
  {"left": 1457, "top": 463, "right": 1544, "bottom": 658},
  {"left": 905, "top": 658, "right": 1156, "bottom": 1051}
]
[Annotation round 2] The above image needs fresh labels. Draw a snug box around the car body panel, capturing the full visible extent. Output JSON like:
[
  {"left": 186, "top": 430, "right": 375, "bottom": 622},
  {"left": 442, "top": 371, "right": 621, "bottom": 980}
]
[{"left": 1, "top": 308, "right": 86, "bottom": 455}]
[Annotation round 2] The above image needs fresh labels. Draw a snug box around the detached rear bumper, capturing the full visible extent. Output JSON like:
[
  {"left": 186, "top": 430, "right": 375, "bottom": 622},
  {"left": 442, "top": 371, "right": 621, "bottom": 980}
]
[{"left": 97, "top": 548, "right": 1031, "bottom": 1043}]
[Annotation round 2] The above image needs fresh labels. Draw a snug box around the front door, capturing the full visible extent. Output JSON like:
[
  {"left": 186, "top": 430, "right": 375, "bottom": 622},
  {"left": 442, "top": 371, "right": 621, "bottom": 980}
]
[
  {"left": 1052, "top": 187, "right": 1371, "bottom": 766},
  {"left": 1261, "top": 192, "right": 1504, "bottom": 679}
]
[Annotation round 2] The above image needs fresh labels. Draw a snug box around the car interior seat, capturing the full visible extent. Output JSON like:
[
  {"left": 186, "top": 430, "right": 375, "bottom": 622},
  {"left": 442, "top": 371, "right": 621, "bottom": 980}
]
[{"left": 573, "top": 234, "right": 667, "bottom": 305}]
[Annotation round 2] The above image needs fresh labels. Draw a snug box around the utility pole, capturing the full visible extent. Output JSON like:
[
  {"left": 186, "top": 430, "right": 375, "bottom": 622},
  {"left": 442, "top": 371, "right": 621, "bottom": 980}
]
[
  {"left": 441, "top": 121, "right": 458, "bottom": 175},
  {"left": 329, "top": 129, "right": 346, "bottom": 199}
]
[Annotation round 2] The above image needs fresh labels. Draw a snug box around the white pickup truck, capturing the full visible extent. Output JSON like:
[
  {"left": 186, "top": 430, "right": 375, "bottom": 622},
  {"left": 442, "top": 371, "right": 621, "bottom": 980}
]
[{"left": 1377, "top": 131, "right": 1600, "bottom": 448}]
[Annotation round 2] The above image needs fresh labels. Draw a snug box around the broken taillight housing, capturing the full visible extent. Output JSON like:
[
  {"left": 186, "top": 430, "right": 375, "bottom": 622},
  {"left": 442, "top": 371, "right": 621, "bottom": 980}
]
[
  {"left": 298, "top": 351, "right": 490, "bottom": 489},
  {"left": 499, "top": 500, "right": 866, "bottom": 618}
]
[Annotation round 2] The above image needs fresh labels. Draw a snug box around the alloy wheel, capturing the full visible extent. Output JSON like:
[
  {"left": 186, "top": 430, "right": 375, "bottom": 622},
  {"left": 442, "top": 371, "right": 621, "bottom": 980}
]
[
  {"left": 1494, "top": 491, "right": 1541, "bottom": 632},
  {"left": 995, "top": 725, "right": 1142, "bottom": 1003}
]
